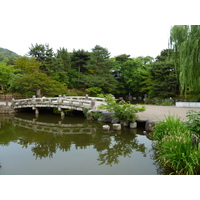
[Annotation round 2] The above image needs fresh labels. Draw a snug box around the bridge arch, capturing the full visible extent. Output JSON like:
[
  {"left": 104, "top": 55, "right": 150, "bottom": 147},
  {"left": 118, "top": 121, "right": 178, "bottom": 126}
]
[{"left": 11, "top": 95, "right": 106, "bottom": 116}]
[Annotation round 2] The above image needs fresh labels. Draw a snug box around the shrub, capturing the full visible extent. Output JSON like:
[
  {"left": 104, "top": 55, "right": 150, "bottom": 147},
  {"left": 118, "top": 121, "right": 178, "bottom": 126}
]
[
  {"left": 186, "top": 110, "right": 200, "bottom": 136},
  {"left": 98, "top": 94, "right": 146, "bottom": 122}
]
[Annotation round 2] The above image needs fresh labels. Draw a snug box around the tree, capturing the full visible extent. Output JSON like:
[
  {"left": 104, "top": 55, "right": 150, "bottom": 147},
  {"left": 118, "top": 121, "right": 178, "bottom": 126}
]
[
  {"left": 52, "top": 48, "right": 71, "bottom": 85},
  {"left": 70, "top": 49, "right": 90, "bottom": 86},
  {"left": 81, "top": 45, "right": 117, "bottom": 93},
  {"left": 146, "top": 49, "right": 180, "bottom": 98},
  {"left": 0, "top": 62, "right": 15, "bottom": 90},
  {"left": 170, "top": 25, "right": 200, "bottom": 97},
  {"left": 71, "top": 49, "right": 90, "bottom": 73},
  {"left": 116, "top": 58, "right": 147, "bottom": 95},
  {"left": 14, "top": 56, "right": 41, "bottom": 74},
  {"left": 115, "top": 54, "right": 131, "bottom": 62},
  {"left": 28, "top": 43, "right": 54, "bottom": 75},
  {"left": 9, "top": 71, "right": 66, "bottom": 96}
]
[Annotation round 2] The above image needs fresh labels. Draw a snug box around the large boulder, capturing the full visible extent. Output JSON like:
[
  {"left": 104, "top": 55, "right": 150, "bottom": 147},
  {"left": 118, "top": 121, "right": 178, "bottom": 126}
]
[{"left": 98, "top": 111, "right": 114, "bottom": 123}]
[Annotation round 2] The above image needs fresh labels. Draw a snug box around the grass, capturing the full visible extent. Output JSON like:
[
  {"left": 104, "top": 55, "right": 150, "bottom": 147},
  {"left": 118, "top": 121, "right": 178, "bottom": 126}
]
[{"left": 153, "top": 115, "right": 200, "bottom": 175}]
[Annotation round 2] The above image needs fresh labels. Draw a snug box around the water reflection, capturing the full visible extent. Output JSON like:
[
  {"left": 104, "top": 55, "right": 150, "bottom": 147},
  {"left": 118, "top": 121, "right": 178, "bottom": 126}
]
[{"left": 0, "top": 113, "right": 159, "bottom": 174}]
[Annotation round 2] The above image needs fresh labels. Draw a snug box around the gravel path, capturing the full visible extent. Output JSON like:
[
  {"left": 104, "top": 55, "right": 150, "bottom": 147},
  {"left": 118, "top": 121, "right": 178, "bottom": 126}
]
[{"left": 137, "top": 105, "right": 200, "bottom": 121}]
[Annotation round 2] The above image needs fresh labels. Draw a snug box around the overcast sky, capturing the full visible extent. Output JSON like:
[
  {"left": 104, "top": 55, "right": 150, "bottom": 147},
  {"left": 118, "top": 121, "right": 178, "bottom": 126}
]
[{"left": 0, "top": 0, "right": 198, "bottom": 58}]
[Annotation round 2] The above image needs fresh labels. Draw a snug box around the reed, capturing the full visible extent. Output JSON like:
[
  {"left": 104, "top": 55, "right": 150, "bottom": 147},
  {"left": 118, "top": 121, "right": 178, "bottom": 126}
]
[{"left": 153, "top": 115, "right": 200, "bottom": 175}]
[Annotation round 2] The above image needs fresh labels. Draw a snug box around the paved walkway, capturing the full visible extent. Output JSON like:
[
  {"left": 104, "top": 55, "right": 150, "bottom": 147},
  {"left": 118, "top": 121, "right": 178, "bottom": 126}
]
[{"left": 137, "top": 105, "right": 200, "bottom": 121}]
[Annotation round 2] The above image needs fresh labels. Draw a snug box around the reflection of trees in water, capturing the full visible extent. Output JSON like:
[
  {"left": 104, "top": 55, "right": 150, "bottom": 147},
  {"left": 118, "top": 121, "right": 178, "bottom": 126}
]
[
  {"left": 97, "top": 134, "right": 147, "bottom": 166},
  {"left": 16, "top": 129, "right": 94, "bottom": 159},
  {"left": 1, "top": 116, "right": 149, "bottom": 168}
]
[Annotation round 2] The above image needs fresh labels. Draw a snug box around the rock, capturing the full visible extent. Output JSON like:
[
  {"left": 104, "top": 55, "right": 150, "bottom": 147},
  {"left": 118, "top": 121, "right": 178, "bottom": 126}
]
[
  {"left": 113, "top": 124, "right": 121, "bottom": 130},
  {"left": 130, "top": 122, "right": 137, "bottom": 129},
  {"left": 122, "top": 121, "right": 129, "bottom": 127},
  {"left": 102, "top": 125, "right": 110, "bottom": 131},
  {"left": 136, "top": 118, "right": 148, "bottom": 123},
  {"left": 111, "top": 118, "right": 120, "bottom": 124},
  {"left": 99, "top": 112, "right": 114, "bottom": 123},
  {"left": 145, "top": 119, "right": 158, "bottom": 131}
]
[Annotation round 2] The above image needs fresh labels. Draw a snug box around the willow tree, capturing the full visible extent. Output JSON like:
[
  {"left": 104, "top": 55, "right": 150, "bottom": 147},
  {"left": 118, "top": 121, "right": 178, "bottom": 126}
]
[{"left": 170, "top": 25, "right": 200, "bottom": 97}]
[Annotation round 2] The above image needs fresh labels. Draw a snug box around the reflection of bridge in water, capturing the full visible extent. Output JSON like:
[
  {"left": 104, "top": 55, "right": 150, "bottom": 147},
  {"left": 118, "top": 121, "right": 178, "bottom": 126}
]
[
  {"left": 13, "top": 117, "right": 96, "bottom": 135},
  {"left": 12, "top": 95, "right": 106, "bottom": 116}
]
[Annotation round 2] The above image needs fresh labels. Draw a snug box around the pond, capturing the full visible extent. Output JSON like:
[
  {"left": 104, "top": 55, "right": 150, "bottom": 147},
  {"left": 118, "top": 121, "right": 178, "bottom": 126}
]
[{"left": 0, "top": 110, "right": 165, "bottom": 175}]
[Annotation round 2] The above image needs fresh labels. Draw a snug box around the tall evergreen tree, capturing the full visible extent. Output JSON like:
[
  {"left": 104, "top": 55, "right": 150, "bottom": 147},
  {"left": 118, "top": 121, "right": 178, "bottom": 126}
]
[
  {"left": 28, "top": 43, "right": 54, "bottom": 75},
  {"left": 82, "top": 45, "right": 117, "bottom": 93},
  {"left": 147, "top": 49, "right": 180, "bottom": 98}
]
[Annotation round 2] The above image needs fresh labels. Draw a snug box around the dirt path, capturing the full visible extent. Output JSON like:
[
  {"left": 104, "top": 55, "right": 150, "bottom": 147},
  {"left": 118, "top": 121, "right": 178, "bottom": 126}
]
[{"left": 137, "top": 105, "right": 200, "bottom": 121}]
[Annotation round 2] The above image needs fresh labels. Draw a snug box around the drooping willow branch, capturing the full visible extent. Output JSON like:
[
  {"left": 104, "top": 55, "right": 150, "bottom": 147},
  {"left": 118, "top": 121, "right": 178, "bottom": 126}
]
[{"left": 170, "top": 25, "right": 200, "bottom": 95}]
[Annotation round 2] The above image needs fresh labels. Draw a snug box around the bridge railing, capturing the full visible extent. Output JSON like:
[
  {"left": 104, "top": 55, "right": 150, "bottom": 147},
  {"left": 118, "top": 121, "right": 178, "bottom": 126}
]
[{"left": 11, "top": 95, "right": 106, "bottom": 110}]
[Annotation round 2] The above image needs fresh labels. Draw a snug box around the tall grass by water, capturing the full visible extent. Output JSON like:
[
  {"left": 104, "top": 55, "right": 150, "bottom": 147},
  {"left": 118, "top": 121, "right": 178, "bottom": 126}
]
[{"left": 153, "top": 113, "right": 200, "bottom": 175}]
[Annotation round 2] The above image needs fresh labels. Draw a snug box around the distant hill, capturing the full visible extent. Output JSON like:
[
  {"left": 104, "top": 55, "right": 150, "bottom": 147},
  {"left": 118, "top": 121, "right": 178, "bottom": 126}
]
[{"left": 0, "top": 47, "right": 20, "bottom": 63}]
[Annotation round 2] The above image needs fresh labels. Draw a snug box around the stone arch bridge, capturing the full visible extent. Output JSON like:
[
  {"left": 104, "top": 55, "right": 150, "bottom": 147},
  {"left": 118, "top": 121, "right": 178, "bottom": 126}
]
[{"left": 11, "top": 95, "right": 106, "bottom": 116}]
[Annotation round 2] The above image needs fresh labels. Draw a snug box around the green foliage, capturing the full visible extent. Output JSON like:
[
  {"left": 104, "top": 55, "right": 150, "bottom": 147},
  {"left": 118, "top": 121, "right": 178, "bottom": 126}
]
[
  {"left": 14, "top": 56, "right": 41, "bottom": 74},
  {"left": 81, "top": 45, "right": 117, "bottom": 93},
  {"left": 118, "top": 58, "right": 144, "bottom": 94},
  {"left": 52, "top": 48, "right": 71, "bottom": 85},
  {"left": 170, "top": 25, "right": 200, "bottom": 95},
  {"left": 9, "top": 71, "right": 66, "bottom": 96},
  {"left": 153, "top": 115, "right": 200, "bottom": 174},
  {"left": 98, "top": 94, "right": 146, "bottom": 122},
  {"left": 28, "top": 43, "right": 54, "bottom": 75},
  {"left": 0, "top": 63, "right": 15, "bottom": 90},
  {"left": 156, "top": 130, "right": 200, "bottom": 175},
  {"left": 186, "top": 110, "right": 200, "bottom": 136},
  {"left": 86, "top": 87, "right": 102, "bottom": 96},
  {"left": 156, "top": 98, "right": 174, "bottom": 106},
  {"left": 147, "top": 49, "right": 179, "bottom": 98},
  {"left": 153, "top": 115, "right": 188, "bottom": 141}
]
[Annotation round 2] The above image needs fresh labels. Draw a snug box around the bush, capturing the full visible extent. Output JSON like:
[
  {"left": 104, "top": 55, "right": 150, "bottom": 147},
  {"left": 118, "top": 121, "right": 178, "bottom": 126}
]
[
  {"left": 186, "top": 110, "right": 200, "bottom": 136},
  {"left": 97, "top": 94, "right": 146, "bottom": 122}
]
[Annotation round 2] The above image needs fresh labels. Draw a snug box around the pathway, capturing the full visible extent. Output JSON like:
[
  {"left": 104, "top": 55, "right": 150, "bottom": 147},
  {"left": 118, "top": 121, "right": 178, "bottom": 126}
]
[{"left": 137, "top": 105, "right": 200, "bottom": 121}]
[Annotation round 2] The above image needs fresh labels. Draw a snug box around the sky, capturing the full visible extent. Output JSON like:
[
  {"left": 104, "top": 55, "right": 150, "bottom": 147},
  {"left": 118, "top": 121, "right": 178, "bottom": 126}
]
[{"left": 0, "top": 0, "right": 199, "bottom": 58}]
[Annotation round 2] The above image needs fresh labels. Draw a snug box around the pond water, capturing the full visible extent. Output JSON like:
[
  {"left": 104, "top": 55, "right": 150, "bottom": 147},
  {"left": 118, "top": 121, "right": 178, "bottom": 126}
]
[{"left": 0, "top": 111, "right": 164, "bottom": 175}]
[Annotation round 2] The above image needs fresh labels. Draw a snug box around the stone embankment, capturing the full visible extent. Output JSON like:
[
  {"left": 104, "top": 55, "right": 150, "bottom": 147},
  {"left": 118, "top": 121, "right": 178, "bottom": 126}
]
[
  {"left": 91, "top": 105, "right": 200, "bottom": 131},
  {"left": 0, "top": 101, "right": 14, "bottom": 114},
  {"left": 89, "top": 110, "right": 157, "bottom": 131}
]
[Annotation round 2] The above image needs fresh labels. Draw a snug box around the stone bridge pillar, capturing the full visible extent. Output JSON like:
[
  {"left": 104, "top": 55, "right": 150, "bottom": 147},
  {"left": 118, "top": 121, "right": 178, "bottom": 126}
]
[{"left": 91, "top": 98, "right": 96, "bottom": 109}]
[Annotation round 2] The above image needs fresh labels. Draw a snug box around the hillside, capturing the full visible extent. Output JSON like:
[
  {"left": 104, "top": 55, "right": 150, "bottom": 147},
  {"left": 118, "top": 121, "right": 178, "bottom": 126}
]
[{"left": 0, "top": 47, "right": 20, "bottom": 62}]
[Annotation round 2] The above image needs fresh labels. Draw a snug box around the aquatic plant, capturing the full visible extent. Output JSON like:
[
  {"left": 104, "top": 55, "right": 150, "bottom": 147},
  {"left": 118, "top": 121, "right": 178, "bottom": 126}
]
[
  {"left": 153, "top": 115, "right": 200, "bottom": 175},
  {"left": 153, "top": 115, "right": 188, "bottom": 141}
]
